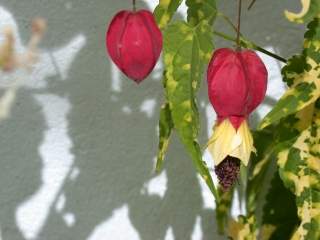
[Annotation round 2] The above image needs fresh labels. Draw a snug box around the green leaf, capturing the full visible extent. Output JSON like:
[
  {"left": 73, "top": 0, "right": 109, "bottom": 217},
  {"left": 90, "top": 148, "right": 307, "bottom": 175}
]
[
  {"left": 186, "top": 0, "right": 217, "bottom": 26},
  {"left": 259, "top": 82, "right": 319, "bottom": 129},
  {"left": 246, "top": 129, "right": 275, "bottom": 214},
  {"left": 156, "top": 102, "right": 173, "bottom": 172},
  {"left": 259, "top": 18, "right": 320, "bottom": 129},
  {"left": 153, "top": 0, "right": 183, "bottom": 29},
  {"left": 261, "top": 171, "right": 299, "bottom": 240},
  {"left": 304, "top": 18, "right": 320, "bottom": 62},
  {"left": 277, "top": 103, "right": 320, "bottom": 240},
  {"left": 245, "top": 116, "right": 303, "bottom": 239},
  {"left": 247, "top": 113, "right": 302, "bottom": 214},
  {"left": 163, "top": 20, "right": 218, "bottom": 200},
  {"left": 285, "top": 0, "right": 320, "bottom": 23},
  {"left": 228, "top": 215, "right": 257, "bottom": 240}
]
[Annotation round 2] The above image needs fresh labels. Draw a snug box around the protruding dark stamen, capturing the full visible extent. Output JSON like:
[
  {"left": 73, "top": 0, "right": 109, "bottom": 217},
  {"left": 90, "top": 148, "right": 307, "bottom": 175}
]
[{"left": 215, "top": 156, "right": 241, "bottom": 191}]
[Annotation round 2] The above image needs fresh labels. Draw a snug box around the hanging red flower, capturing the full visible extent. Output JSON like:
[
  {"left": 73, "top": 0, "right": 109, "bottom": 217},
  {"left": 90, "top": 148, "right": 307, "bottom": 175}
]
[
  {"left": 106, "top": 10, "right": 163, "bottom": 83},
  {"left": 206, "top": 48, "right": 268, "bottom": 190}
]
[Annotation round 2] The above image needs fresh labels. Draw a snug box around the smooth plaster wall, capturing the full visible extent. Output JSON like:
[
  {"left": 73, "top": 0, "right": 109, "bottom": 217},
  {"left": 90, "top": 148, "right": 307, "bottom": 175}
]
[{"left": 0, "top": 0, "right": 303, "bottom": 239}]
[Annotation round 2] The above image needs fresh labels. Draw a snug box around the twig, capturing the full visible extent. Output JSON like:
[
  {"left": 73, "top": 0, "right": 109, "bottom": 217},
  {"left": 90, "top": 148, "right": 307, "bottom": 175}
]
[
  {"left": 217, "top": 12, "right": 238, "bottom": 33},
  {"left": 236, "top": 0, "right": 242, "bottom": 49},
  {"left": 213, "top": 30, "right": 287, "bottom": 63},
  {"left": 132, "top": 0, "right": 136, "bottom": 12}
]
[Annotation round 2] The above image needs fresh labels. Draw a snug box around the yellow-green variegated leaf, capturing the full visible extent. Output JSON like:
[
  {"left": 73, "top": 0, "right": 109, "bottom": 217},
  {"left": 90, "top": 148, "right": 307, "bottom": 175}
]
[
  {"left": 228, "top": 215, "right": 257, "bottom": 240},
  {"left": 163, "top": 21, "right": 219, "bottom": 200},
  {"left": 259, "top": 18, "right": 320, "bottom": 129},
  {"left": 246, "top": 129, "right": 275, "bottom": 214},
  {"left": 262, "top": 172, "right": 299, "bottom": 239},
  {"left": 154, "top": 0, "right": 183, "bottom": 29},
  {"left": 186, "top": 0, "right": 217, "bottom": 26},
  {"left": 277, "top": 102, "right": 320, "bottom": 240},
  {"left": 249, "top": 106, "right": 310, "bottom": 206},
  {"left": 247, "top": 117, "right": 304, "bottom": 210},
  {"left": 285, "top": 0, "right": 320, "bottom": 23},
  {"left": 247, "top": 110, "right": 312, "bottom": 238},
  {"left": 259, "top": 80, "right": 319, "bottom": 129},
  {"left": 156, "top": 102, "right": 173, "bottom": 172}
]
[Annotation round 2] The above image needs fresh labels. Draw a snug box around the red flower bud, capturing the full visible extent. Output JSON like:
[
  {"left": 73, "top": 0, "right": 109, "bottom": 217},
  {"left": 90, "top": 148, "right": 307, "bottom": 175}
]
[
  {"left": 207, "top": 48, "right": 267, "bottom": 128},
  {"left": 106, "top": 10, "right": 163, "bottom": 83}
]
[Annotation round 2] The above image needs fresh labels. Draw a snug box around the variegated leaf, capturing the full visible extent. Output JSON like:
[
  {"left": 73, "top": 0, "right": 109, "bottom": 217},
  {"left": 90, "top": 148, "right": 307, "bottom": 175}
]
[
  {"left": 277, "top": 101, "right": 320, "bottom": 240},
  {"left": 261, "top": 172, "right": 299, "bottom": 240},
  {"left": 247, "top": 111, "right": 304, "bottom": 214},
  {"left": 228, "top": 215, "right": 257, "bottom": 240},
  {"left": 285, "top": 0, "right": 320, "bottom": 23},
  {"left": 259, "top": 81, "right": 319, "bottom": 130},
  {"left": 154, "top": 0, "right": 183, "bottom": 29},
  {"left": 247, "top": 129, "right": 275, "bottom": 214},
  {"left": 163, "top": 21, "right": 218, "bottom": 199},
  {"left": 156, "top": 102, "right": 173, "bottom": 172},
  {"left": 186, "top": 0, "right": 217, "bottom": 26},
  {"left": 246, "top": 112, "right": 310, "bottom": 239},
  {"left": 259, "top": 18, "right": 320, "bottom": 129}
]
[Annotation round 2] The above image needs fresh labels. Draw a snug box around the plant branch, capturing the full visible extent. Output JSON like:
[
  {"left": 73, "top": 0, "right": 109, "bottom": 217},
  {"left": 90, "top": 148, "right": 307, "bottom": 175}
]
[
  {"left": 213, "top": 30, "right": 287, "bottom": 63},
  {"left": 236, "top": 0, "right": 242, "bottom": 49},
  {"left": 215, "top": 10, "right": 286, "bottom": 62},
  {"left": 217, "top": 12, "right": 238, "bottom": 33},
  {"left": 132, "top": 0, "right": 136, "bottom": 12}
]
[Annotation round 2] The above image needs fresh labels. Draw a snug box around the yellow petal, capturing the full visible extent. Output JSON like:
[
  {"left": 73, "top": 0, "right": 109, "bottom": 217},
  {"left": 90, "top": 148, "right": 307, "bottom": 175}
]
[{"left": 207, "top": 119, "right": 255, "bottom": 166}]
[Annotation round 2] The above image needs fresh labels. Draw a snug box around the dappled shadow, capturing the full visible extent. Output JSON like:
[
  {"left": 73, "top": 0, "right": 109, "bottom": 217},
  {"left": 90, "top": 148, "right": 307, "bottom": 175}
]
[
  {"left": 0, "top": 90, "right": 43, "bottom": 239},
  {"left": 0, "top": 0, "right": 303, "bottom": 240},
  {"left": 1, "top": 0, "right": 216, "bottom": 239}
]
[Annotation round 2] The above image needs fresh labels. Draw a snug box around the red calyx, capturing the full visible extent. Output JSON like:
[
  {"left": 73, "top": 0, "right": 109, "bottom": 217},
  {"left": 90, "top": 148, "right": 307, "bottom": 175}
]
[
  {"left": 106, "top": 10, "right": 163, "bottom": 83},
  {"left": 207, "top": 48, "right": 268, "bottom": 129}
]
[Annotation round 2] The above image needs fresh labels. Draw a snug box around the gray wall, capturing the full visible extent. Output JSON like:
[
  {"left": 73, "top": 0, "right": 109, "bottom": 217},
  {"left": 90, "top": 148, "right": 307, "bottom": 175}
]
[{"left": 0, "top": 0, "right": 303, "bottom": 239}]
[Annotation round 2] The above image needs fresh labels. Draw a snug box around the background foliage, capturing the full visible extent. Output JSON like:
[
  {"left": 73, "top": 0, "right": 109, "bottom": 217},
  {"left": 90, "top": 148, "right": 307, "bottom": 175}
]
[{"left": 153, "top": 0, "right": 320, "bottom": 239}]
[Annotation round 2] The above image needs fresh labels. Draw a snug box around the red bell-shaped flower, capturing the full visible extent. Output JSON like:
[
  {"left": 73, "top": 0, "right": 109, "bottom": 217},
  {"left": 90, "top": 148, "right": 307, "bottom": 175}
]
[
  {"left": 206, "top": 48, "right": 267, "bottom": 191},
  {"left": 207, "top": 48, "right": 267, "bottom": 129},
  {"left": 106, "top": 10, "right": 163, "bottom": 83}
]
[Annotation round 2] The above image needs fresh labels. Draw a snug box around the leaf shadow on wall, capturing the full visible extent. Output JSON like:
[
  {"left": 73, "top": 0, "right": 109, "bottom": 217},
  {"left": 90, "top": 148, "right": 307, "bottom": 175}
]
[
  {"left": 0, "top": 90, "right": 43, "bottom": 240},
  {"left": 38, "top": 1, "right": 218, "bottom": 240},
  {"left": 0, "top": 0, "right": 304, "bottom": 239},
  {"left": 0, "top": 0, "right": 221, "bottom": 239}
]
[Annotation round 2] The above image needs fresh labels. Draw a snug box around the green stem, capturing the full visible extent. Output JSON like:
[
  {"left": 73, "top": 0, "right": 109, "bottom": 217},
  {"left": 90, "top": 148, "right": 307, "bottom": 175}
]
[
  {"left": 254, "top": 46, "right": 287, "bottom": 63},
  {"left": 216, "top": 12, "right": 238, "bottom": 33},
  {"left": 216, "top": 11, "right": 287, "bottom": 63},
  {"left": 213, "top": 30, "right": 237, "bottom": 42},
  {"left": 213, "top": 30, "right": 287, "bottom": 63},
  {"left": 236, "top": 0, "right": 242, "bottom": 49},
  {"left": 132, "top": 0, "right": 136, "bottom": 12}
]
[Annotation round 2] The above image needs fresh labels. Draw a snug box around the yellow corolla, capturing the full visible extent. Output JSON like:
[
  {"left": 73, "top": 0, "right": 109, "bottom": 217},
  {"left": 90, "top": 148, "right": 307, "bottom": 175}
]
[{"left": 207, "top": 118, "right": 256, "bottom": 167}]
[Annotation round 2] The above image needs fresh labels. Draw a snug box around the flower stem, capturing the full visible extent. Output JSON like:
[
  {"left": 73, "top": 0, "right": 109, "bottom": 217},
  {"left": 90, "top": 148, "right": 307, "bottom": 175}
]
[
  {"left": 215, "top": 10, "right": 287, "bottom": 62},
  {"left": 254, "top": 46, "right": 287, "bottom": 63},
  {"left": 132, "top": 0, "right": 136, "bottom": 12},
  {"left": 236, "top": 0, "right": 242, "bottom": 49},
  {"left": 216, "top": 12, "right": 238, "bottom": 33},
  {"left": 213, "top": 30, "right": 287, "bottom": 63}
]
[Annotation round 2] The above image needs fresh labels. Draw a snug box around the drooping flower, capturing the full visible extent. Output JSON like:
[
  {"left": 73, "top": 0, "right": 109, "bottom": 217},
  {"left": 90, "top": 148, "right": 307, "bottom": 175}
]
[
  {"left": 206, "top": 48, "right": 267, "bottom": 190},
  {"left": 106, "top": 9, "right": 162, "bottom": 83}
]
